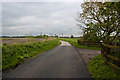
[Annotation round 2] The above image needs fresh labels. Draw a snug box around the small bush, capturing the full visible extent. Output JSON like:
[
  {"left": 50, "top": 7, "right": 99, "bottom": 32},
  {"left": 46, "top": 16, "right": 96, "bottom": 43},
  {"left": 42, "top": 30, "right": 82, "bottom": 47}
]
[{"left": 70, "top": 35, "right": 74, "bottom": 38}]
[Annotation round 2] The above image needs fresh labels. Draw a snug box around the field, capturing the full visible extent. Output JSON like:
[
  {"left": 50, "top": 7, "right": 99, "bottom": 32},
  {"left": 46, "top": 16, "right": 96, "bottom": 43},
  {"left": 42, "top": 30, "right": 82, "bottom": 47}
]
[
  {"left": 60, "top": 38, "right": 101, "bottom": 50},
  {"left": 1, "top": 38, "right": 60, "bottom": 70},
  {"left": 0, "top": 37, "right": 54, "bottom": 45}
]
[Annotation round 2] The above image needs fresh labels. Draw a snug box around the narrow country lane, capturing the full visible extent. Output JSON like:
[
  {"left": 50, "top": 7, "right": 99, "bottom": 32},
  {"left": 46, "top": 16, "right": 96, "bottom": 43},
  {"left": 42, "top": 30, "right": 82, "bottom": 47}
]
[{"left": 3, "top": 41, "right": 91, "bottom": 78}]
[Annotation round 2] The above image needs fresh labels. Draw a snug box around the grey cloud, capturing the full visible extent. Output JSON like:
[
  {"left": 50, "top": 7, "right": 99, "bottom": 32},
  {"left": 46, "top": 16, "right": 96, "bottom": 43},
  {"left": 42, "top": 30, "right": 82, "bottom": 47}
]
[{"left": 2, "top": 2, "right": 83, "bottom": 36}]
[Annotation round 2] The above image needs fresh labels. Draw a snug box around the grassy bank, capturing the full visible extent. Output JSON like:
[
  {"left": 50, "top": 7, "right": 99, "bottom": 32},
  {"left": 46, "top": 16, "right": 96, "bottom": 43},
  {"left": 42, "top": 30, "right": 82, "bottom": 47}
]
[
  {"left": 2, "top": 39, "right": 60, "bottom": 70},
  {"left": 87, "top": 54, "right": 120, "bottom": 79},
  {"left": 60, "top": 38, "right": 101, "bottom": 50}
]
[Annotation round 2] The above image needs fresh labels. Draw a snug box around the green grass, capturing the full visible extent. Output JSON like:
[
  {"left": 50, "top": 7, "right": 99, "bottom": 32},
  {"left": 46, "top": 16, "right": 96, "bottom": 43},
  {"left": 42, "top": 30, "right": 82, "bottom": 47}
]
[
  {"left": 2, "top": 39, "right": 60, "bottom": 70},
  {"left": 60, "top": 38, "right": 101, "bottom": 50},
  {"left": 87, "top": 54, "right": 120, "bottom": 79}
]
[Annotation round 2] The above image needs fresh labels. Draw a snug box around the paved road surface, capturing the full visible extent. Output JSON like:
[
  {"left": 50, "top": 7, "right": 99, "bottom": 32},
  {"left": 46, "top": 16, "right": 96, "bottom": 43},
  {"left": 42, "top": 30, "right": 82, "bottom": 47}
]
[{"left": 3, "top": 41, "right": 91, "bottom": 78}]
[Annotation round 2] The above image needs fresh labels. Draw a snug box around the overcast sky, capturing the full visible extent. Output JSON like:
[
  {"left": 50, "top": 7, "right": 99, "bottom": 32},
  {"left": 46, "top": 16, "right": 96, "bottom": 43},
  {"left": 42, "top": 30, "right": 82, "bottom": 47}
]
[{"left": 2, "top": 2, "right": 83, "bottom": 37}]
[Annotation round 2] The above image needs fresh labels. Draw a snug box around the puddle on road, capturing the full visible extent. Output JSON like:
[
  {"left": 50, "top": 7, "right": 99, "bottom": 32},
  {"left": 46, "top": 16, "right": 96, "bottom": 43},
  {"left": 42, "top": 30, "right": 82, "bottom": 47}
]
[{"left": 60, "top": 41, "right": 72, "bottom": 47}]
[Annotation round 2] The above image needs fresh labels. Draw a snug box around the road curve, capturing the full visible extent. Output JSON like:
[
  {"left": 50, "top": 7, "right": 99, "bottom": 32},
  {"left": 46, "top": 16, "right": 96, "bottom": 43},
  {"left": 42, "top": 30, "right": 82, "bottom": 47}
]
[{"left": 3, "top": 41, "right": 91, "bottom": 78}]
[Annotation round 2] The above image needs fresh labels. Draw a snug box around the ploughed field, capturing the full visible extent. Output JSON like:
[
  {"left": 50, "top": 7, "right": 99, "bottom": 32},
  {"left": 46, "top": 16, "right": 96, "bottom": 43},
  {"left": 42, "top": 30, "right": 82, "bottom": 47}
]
[{"left": 0, "top": 38, "right": 54, "bottom": 45}]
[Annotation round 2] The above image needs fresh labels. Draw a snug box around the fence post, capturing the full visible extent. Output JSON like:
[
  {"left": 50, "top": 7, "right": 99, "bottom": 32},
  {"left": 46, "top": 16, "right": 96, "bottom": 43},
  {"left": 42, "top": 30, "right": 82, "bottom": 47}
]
[{"left": 100, "top": 40, "right": 103, "bottom": 56}]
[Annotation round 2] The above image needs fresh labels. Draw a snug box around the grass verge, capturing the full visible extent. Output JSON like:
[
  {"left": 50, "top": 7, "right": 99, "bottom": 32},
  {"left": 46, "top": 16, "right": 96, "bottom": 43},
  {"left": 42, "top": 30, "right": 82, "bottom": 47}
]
[
  {"left": 87, "top": 54, "right": 120, "bottom": 79},
  {"left": 60, "top": 38, "right": 101, "bottom": 50},
  {"left": 2, "top": 39, "right": 60, "bottom": 70}
]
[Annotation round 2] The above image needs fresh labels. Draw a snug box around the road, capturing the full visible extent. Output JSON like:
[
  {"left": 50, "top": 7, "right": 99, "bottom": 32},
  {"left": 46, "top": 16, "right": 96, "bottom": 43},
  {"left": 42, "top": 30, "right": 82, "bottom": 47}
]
[{"left": 3, "top": 41, "right": 91, "bottom": 78}]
